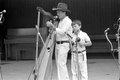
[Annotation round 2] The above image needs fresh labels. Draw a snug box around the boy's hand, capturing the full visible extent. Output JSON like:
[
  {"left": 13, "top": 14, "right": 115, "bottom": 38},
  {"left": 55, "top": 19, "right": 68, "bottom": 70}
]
[
  {"left": 76, "top": 37, "right": 81, "bottom": 42},
  {"left": 79, "top": 40, "right": 85, "bottom": 46},
  {"left": 71, "top": 41, "right": 75, "bottom": 46}
]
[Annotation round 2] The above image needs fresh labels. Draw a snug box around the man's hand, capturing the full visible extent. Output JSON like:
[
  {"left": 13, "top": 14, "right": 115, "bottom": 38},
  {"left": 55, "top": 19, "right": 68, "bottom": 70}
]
[
  {"left": 46, "top": 21, "right": 53, "bottom": 27},
  {"left": 46, "top": 21, "right": 56, "bottom": 31}
]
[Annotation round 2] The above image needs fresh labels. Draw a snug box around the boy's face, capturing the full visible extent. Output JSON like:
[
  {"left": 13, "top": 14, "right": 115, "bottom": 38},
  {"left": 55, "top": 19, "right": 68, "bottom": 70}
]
[{"left": 72, "top": 24, "right": 81, "bottom": 32}]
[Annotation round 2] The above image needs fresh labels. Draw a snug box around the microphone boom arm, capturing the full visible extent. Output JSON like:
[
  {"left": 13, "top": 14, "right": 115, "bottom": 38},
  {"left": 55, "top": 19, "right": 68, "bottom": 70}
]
[
  {"left": 105, "top": 31, "right": 114, "bottom": 51},
  {"left": 104, "top": 28, "right": 117, "bottom": 52}
]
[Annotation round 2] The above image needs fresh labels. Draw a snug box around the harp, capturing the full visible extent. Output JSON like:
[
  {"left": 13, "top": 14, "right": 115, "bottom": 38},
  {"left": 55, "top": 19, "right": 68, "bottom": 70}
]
[{"left": 33, "top": 7, "right": 57, "bottom": 80}]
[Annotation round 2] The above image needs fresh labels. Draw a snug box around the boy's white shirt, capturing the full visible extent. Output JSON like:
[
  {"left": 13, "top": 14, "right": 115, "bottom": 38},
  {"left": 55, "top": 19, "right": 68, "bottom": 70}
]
[{"left": 71, "top": 30, "right": 91, "bottom": 51}]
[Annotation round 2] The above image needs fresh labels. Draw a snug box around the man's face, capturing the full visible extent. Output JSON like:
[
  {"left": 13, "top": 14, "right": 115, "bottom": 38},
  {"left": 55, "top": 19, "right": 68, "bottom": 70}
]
[{"left": 56, "top": 10, "right": 65, "bottom": 20}]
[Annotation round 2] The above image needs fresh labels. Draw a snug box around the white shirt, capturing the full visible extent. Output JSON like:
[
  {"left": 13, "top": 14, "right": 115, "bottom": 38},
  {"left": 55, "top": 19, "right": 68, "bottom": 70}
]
[
  {"left": 71, "top": 30, "right": 91, "bottom": 51},
  {"left": 55, "top": 16, "right": 72, "bottom": 41}
]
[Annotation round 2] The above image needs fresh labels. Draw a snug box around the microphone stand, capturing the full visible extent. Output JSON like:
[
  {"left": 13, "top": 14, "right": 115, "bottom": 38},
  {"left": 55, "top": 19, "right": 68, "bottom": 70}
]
[
  {"left": 0, "top": 13, "right": 4, "bottom": 24},
  {"left": 114, "top": 18, "right": 120, "bottom": 80},
  {"left": 0, "top": 14, "right": 2, "bottom": 23},
  {"left": 0, "top": 52, "right": 3, "bottom": 80},
  {"left": 105, "top": 18, "right": 120, "bottom": 80},
  {"left": 75, "top": 33, "right": 80, "bottom": 80},
  {"left": 117, "top": 23, "right": 120, "bottom": 80},
  {"left": 0, "top": 53, "right": 3, "bottom": 80},
  {"left": 0, "top": 12, "right": 4, "bottom": 80}
]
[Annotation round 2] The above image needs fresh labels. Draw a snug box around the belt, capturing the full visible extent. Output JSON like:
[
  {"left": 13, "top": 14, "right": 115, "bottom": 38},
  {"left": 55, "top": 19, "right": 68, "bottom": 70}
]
[
  {"left": 72, "top": 50, "right": 86, "bottom": 54},
  {"left": 56, "top": 41, "right": 69, "bottom": 44}
]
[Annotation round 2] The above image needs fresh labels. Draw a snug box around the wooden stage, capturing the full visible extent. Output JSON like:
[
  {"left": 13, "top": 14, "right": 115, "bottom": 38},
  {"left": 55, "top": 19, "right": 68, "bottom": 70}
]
[
  {"left": 2, "top": 28, "right": 119, "bottom": 80},
  {"left": 0, "top": 59, "right": 119, "bottom": 80}
]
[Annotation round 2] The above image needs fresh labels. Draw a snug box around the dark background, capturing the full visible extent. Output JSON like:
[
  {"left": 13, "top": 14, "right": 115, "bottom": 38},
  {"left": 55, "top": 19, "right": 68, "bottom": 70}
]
[
  {"left": 0, "top": 0, "right": 120, "bottom": 59},
  {"left": 1, "top": 0, "right": 120, "bottom": 34}
]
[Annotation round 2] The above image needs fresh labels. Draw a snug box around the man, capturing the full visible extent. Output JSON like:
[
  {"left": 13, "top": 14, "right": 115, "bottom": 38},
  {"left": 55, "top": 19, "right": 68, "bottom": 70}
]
[
  {"left": 71, "top": 20, "right": 92, "bottom": 80},
  {"left": 46, "top": 2, "right": 72, "bottom": 80}
]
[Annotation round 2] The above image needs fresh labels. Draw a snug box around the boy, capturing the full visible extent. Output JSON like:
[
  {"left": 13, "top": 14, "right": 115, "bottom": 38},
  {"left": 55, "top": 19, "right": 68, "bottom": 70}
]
[{"left": 71, "top": 20, "right": 92, "bottom": 80}]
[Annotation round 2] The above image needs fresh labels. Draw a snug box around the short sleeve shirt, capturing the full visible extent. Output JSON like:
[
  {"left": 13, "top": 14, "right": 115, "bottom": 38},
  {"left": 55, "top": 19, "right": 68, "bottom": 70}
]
[{"left": 71, "top": 30, "right": 91, "bottom": 51}]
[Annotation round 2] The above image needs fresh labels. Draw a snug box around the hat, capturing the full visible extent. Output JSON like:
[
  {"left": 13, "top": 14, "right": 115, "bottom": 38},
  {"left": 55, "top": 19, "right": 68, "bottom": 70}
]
[{"left": 52, "top": 2, "right": 71, "bottom": 13}]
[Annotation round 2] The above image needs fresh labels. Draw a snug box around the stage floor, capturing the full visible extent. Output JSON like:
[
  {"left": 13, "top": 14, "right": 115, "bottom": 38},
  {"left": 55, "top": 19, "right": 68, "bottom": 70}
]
[{"left": 0, "top": 59, "right": 119, "bottom": 80}]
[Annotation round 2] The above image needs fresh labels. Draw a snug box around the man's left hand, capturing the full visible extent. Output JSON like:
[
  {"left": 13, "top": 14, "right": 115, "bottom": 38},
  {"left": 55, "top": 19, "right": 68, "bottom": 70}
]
[
  {"left": 46, "top": 21, "right": 53, "bottom": 27},
  {"left": 46, "top": 21, "right": 56, "bottom": 31}
]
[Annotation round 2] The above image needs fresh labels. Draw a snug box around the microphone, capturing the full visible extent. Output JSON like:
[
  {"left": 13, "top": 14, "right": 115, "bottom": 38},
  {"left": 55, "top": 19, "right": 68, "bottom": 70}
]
[
  {"left": 0, "top": 10, "right": 6, "bottom": 14},
  {"left": 37, "top": 7, "right": 54, "bottom": 19},
  {"left": 118, "top": 16, "right": 120, "bottom": 20},
  {"left": 104, "top": 28, "right": 110, "bottom": 33},
  {"left": 54, "top": 16, "right": 58, "bottom": 20},
  {"left": 117, "top": 16, "right": 120, "bottom": 24},
  {"left": 118, "top": 17, "right": 120, "bottom": 22}
]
